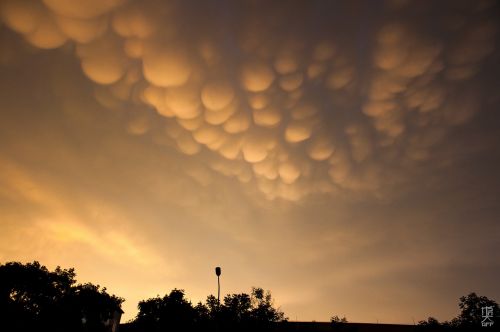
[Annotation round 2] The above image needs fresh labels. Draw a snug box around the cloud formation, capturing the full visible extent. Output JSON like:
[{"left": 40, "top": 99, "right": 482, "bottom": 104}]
[
  {"left": 1, "top": 0, "right": 498, "bottom": 202},
  {"left": 0, "top": 0, "right": 499, "bottom": 324}
]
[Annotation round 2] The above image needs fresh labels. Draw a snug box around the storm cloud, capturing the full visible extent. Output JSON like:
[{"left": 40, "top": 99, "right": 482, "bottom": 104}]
[{"left": 0, "top": 0, "right": 499, "bottom": 324}]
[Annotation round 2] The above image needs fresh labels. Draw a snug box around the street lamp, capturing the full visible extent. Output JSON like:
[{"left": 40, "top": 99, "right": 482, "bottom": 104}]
[{"left": 215, "top": 266, "right": 221, "bottom": 306}]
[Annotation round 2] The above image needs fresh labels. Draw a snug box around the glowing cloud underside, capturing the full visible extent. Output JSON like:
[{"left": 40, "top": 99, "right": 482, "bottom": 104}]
[{"left": 1, "top": 0, "right": 496, "bottom": 201}]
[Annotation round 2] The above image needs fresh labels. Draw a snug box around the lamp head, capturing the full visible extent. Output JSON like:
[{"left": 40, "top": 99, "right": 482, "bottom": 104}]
[{"left": 215, "top": 266, "right": 221, "bottom": 276}]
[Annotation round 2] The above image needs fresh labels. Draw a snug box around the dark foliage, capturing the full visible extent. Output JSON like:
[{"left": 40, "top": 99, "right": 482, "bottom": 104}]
[
  {"left": 417, "top": 292, "right": 499, "bottom": 330},
  {"left": 330, "top": 315, "right": 348, "bottom": 323},
  {"left": 417, "top": 317, "right": 441, "bottom": 326},
  {"left": 0, "top": 261, "right": 123, "bottom": 332},
  {"left": 131, "top": 286, "right": 286, "bottom": 331},
  {"left": 448, "top": 292, "right": 499, "bottom": 328},
  {"left": 134, "top": 289, "right": 198, "bottom": 332}
]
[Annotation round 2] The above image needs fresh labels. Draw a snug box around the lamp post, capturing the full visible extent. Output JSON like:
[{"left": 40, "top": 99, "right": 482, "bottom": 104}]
[
  {"left": 215, "top": 266, "right": 221, "bottom": 306},
  {"left": 215, "top": 267, "right": 222, "bottom": 332}
]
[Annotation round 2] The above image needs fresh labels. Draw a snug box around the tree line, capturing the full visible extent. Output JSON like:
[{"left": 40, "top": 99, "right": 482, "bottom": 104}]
[
  {"left": 417, "top": 292, "right": 499, "bottom": 329},
  {"left": 129, "top": 287, "right": 286, "bottom": 332},
  {"left": 0, "top": 261, "right": 286, "bottom": 332},
  {"left": 1, "top": 261, "right": 498, "bottom": 331},
  {"left": 331, "top": 293, "right": 500, "bottom": 330}
]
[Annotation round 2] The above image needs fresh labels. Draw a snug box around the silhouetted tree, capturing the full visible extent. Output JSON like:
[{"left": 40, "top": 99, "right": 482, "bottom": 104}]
[
  {"left": 0, "top": 261, "right": 123, "bottom": 332},
  {"left": 447, "top": 292, "right": 499, "bottom": 328},
  {"left": 330, "top": 315, "right": 348, "bottom": 323},
  {"left": 417, "top": 293, "right": 500, "bottom": 329},
  {"left": 0, "top": 261, "right": 72, "bottom": 331},
  {"left": 66, "top": 283, "right": 124, "bottom": 332},
  {"left": 205, "top": 294, "right": 220, "bottom": 316},
  {"left": 221, "top": 292, "right": 252, "bottom": 324},
  {"left": 134, "top": 289, "right": 198, "bottom": 331},
  {"left": 250, "top": 287, "right": 286, "bottom": 323},
  {"left": 193, "top": 301, "right": 211, "bottom": 325},
  {"left": 132, "top": 287, "right": 286, "bottom": 331},
  {"left": 417, "top": 317, "right": 441, "bottom": 326}
]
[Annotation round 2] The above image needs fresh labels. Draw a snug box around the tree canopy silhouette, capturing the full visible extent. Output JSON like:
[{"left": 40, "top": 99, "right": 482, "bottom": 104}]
[
  {"left": 0, "top": 261, "right": 123, "bottom": 332},
  {"left": 131, "top": 286, "right": 286, "bottom": 331},
  {"left": 418, "top": 292, "right": 499, "bottom": 329},
  {"left": 449, "top": 292, "right": 499, "bottom": 328},
  {"left": 417, "top": 316, "right": 441, "bottom": 327},
  {"left": 330, "top": 315, "right": 348, "bottom": 324},
  {"left": 134, "top": 289, "right": 198, "bottom": 332}
]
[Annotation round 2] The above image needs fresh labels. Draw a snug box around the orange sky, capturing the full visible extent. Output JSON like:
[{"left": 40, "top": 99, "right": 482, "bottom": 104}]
[{"left": 0, "top": 0, "right": 499, "bottom": 324}]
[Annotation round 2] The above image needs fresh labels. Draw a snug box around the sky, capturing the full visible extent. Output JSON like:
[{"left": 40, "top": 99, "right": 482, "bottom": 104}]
[{"left": 0, "top": 0, "right": 499, "bottom": 324}]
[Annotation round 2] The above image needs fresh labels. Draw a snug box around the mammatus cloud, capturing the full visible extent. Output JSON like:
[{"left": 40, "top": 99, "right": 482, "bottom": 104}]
[
  {"left": 1, "top": 0, "right": 497, "bottom": 201},
  {"left": 1, "top": 0, "right": 500, "bottom": 324}
]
